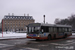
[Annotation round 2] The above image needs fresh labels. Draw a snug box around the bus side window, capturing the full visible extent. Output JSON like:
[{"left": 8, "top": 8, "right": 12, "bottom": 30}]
[
  {"left": 50, "top": 27, "right": 53, "bottom": 32},
  {"left": 49, "top": 27, "right": 51, "bottom": 32},
  {"left": 65, "top": 28, "right": 67, "bottom": 32},
  {"left": 69, "top": 28, "right": 71, "bottom": 32},
  {"left": 57, "top": 27, "right": 59, "bottom": 33},
  {"left": 62, "top": 28, "right": 64, "bottom": 32},
  {"left": 61, "top": 28, "right": 63, "bottom": 32},
  {"left": 55, "top": 27, "right": 57, "bottom": 32},
  {"left": 66, "top": 28, "right": 67, "bottom": 32},
  {"left": 67, "top": 28, "right": 69, "bottom": 32},
  {"left": 46, "top": 27, "right": 49, "bottom": 32},
  {"left": 41, "top": 26, "right": 49, "bottom": 33},
  {"left": 59, "top": 28, "right": 61, "bottom": 33},
  {"left": 54, "top": 27, "right": 57, "bottom": 32},
  {"left": 59, "top": 27, "right": 63, "bottom": 33}
]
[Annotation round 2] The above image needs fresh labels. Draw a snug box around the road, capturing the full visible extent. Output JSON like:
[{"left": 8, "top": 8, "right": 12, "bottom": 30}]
[{"left": 0, "top": 36, "right": 75, "bottom": 50}]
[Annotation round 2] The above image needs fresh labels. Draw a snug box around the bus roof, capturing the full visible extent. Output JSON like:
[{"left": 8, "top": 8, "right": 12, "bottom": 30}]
[
  {"left": 28, "top": 23, "right": 72, "bottom": 28},
  {"left": 41, "top": 23, "right": 71, "bottom": 27}
]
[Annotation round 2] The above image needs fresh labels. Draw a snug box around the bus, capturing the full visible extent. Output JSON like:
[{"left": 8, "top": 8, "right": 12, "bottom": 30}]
[{"left": 27, "top": 23, "right": 72, "bottom": 40}]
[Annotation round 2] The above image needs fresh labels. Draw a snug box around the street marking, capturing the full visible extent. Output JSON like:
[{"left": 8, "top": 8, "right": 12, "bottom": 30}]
[
  {"left": 38, "top": 44, "right": 48, "bottom": 47},
  {"left": 50, "top": 42, "right": 75, "bottom": 46},
  {"left": 0, "top": 43, "right": 13, "bottom": 48},
  {"left": 25, "top": 47, "right": 40, "bottom": 50},
  {"left": 50, "top": 40, "right": 75, "bottom": 46},
  {"left": 50, "top": 43, "right": 64, "bottom": 45},
  {"left": 0, "top": 43, "right": 8, "bottom": 45},
  {"left": 28, "top": 41, "right": 39, "bottom": 43},
  {"left": 32, "top": 42, "right": 39, "bottom": 43},
  {"left": 65, "top": 42, "right": 75, "bottom": 45},
  {"left": 66, "top": 40, "right": 74, "bottom": 42},
  {"left": 55, "top": 46, "right": 74, "bottom": 49},
  {"left": 0, "top": 43, "right": 12, "bottom": 46}
]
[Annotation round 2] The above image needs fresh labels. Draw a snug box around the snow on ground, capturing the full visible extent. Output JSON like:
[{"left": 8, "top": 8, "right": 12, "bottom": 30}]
[
  {"left": 72, "top": 33, "right": 75, "bottom": 35},
  {"left": 0, "top": 32, "right": 27, "bottom": 39}
]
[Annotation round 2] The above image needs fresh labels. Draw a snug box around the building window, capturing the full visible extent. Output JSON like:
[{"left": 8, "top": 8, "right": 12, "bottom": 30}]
[
  {"left": 8, "top": 17, "right": 9, "bottom": 18},
  {"left": 21, "top": 29, "right": 23, "bottom": 31},
  {"left": 10, "top": 17, "right": 11, "bottom": 18},
  {"left": 24, "top": 17, "right": 26, "bottom": 19},
  {"left": 19, "top": 29, "right": 20, "bottom": 31}
]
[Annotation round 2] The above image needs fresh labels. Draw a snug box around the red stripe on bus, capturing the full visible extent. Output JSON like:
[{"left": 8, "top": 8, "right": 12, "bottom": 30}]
[
  {"left": 27, "top": 36, "right": 48, "bottom": 40},
  {"left": 27, "top": 34, "right": 72, "bottom": 40}
]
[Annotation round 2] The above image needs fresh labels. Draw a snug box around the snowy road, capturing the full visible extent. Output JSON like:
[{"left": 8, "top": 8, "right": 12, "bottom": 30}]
[
  {"left": 0, "top": 36, "right": 75, "bottom": 50},
  {"left": 0, "top": 38, "right": 34, "bottom": 50},
  {"left": 0, "top": 32, "right": 74, "bottom": 50}
]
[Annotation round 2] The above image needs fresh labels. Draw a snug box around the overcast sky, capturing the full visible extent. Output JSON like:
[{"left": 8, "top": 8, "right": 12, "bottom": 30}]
[{"left": 0, "top": 0, "right": 75, "bottom": 24}]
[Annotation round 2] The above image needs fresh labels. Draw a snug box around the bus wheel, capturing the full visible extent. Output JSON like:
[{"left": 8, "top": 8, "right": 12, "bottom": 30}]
[
  {"left": 54, "top": 34, "right": 56, "bottom": 39},
  {"left": 48, "top": 35, "right": 51, "bottom": 40},
  {"left": 64, "top": 34, "right": 67, "bottom": 38}
]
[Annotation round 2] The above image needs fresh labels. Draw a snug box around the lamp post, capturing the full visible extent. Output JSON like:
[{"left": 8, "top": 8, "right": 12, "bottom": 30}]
[{"left": 43, "top": 15, "right": 45, "bottom": 24}]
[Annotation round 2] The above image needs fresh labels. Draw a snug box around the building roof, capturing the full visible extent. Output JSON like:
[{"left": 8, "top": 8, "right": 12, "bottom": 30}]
[{"left": 3, "top": 15, "right": 34, "bottom": 20}]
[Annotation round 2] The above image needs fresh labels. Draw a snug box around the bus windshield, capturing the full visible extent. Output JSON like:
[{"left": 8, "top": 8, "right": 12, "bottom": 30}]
[{"left": 28, "top": 27, "right": 40, "bottom": 34}]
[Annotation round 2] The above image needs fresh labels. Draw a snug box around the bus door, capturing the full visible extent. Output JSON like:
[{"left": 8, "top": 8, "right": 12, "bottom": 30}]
[
  {"left": 41, "top": 26, "right": 49, "bottom": 37},
  {"left": 27, "top": 27, "right": 40, "bottom": 37}
]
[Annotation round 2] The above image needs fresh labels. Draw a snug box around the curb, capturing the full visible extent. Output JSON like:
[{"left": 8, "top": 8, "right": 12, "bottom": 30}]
[{"left": 0, "top": 38, "right": 27, "bottom": 41}]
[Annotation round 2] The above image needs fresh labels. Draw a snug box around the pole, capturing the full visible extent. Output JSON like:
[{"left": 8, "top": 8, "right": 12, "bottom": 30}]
[
  {"left": 43, "top": 15, "right": 45, "bottom": 24},
  {"left": 2, "top": 19, "right": 3, "bottom": 37}
]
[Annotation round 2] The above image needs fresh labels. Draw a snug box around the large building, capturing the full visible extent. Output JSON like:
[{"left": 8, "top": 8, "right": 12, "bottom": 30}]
[{"left": 2, "top": 14, "right": 35, "bottom": 32}]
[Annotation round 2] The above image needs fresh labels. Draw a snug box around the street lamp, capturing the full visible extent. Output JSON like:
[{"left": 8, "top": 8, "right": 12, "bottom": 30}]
[{"left": 43, "top": 15, "right": 45, "bottom": 24}]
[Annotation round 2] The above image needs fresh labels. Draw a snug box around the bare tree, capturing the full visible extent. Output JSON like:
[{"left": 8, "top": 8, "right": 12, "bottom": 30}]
[{"left": 54, "top": 14, "right": 75, "bottom": 30}]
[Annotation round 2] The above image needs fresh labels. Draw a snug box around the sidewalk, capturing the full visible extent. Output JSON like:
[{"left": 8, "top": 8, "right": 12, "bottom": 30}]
[{"left": 72, "top": 33, "right": 75, "bottom": 35}]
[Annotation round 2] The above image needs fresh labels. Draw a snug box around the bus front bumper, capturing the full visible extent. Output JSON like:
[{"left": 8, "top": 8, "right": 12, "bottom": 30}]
[{"left": 27, "top": 36, "right": 48, "bottom": 40}]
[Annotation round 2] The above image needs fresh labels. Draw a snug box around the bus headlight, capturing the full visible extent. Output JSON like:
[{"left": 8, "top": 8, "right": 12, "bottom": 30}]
[
  {"left": 37, "top": 35, "right": 40, "bottom": 37},
  {"left": 27, "top": 35, "right": 28, "bottom": 36}
]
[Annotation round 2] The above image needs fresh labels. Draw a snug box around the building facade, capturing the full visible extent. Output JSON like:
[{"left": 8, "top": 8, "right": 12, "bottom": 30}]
[
  {"left": 0, "top": 23, "right": 2, "bottom": 32},
  {"left": 2, "top": 15, "right": 35, "bottom": 32}
]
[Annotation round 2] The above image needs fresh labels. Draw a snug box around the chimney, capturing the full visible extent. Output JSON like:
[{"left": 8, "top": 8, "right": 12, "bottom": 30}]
[
  {"left": 8, "top": 13, "right": 10, "bottom": 16},
  {"left": 43, "top": 15, "right": 45, "bottom": 24},
  {"left": 27, "top": 14, "right": 29, "bottom": 16},
  {"left": 12, "top": 13, "right": 14, "bottom": 16},
  {"left": 24, "top": 14, "right": 25, "bottom": 16}
]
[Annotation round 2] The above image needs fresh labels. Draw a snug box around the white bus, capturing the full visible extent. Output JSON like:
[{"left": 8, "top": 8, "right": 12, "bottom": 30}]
[{"left": 27, "top": 23, "right": 72, "bottom": 40}]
